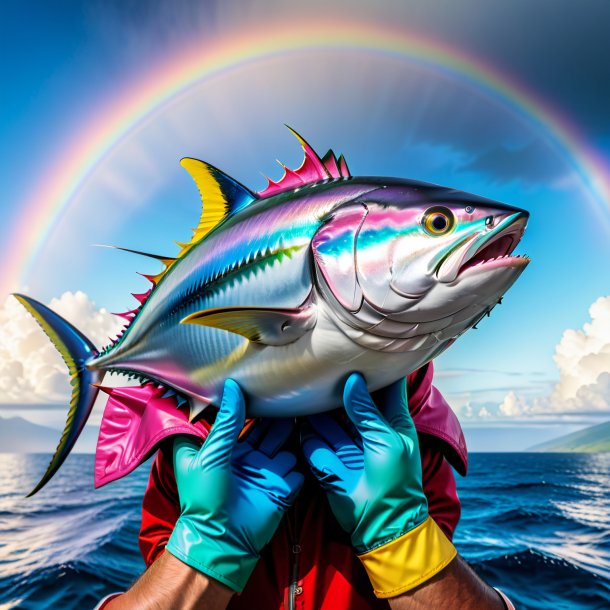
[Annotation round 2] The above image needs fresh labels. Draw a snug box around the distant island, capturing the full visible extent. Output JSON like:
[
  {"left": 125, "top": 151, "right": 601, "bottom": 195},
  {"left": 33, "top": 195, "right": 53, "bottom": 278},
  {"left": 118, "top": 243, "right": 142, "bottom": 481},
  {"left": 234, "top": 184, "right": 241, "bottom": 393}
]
[
  {"left": 2, "top": 414, "right": 609, "bottom": 454},
  {"left": 0, "top": 415, "right": 97, "bottom": 453},
  {"left": 529, "top": 420, "right": 610, "bottom": 453}
]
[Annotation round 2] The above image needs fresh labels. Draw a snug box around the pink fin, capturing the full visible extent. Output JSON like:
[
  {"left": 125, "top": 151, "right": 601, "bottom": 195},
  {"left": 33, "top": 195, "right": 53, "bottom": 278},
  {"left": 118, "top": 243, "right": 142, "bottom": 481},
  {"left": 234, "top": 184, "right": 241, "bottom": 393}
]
[
  {"left": 131, "top": 289, "right": 152, "bottom": 305},
  {"left": 94, "top": 384, "right": 210, "bottom": 487},
  {"left": 137, "top": 271, "right": 159, "bottom": 286},
  {"left": 258, "top": 127, "right": 351, "bottom": 198},
  {"left": 112, "top": 310, "right": 137, "bottom": 322},
  {"left": 321, "top": 150, "right": 341, "bottom": 178},
  {"left": 338, "top": 154, "right": 350, "bottom": 178}
]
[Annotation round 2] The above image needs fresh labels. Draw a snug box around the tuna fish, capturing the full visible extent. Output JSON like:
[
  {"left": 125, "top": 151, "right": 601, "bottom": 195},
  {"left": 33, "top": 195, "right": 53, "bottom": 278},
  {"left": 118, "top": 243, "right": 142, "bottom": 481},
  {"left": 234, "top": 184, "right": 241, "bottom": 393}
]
[{"left": 14, "top": 128, "right": 529, "bottom": 494}]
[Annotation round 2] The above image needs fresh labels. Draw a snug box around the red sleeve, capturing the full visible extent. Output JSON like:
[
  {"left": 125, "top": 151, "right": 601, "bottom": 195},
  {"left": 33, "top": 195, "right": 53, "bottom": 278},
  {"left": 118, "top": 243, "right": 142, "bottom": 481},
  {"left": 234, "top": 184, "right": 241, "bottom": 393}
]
[
  {"left": 406, "top": 362, "right": 468, "bottom": 476},
  {"left": 419, "top": 438, "right": 461, "bottom": 540},
  {"left": 406, "top": 362, "right": 464, "bottom": 540},
  {"left": 139, "top": 442, "right": 180, "bottom": 567}
]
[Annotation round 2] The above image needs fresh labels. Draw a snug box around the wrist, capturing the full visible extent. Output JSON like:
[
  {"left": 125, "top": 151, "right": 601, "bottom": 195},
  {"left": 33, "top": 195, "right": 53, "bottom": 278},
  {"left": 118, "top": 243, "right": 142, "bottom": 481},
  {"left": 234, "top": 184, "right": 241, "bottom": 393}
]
[
  {"left": 352, "top": 502, "right": 429, "bottom": 554},
  {"left": 166, "top": 516, "right": 259, "bottom": 593},
  {"left": 358, "top": 516, "right": 457, "bottom": 598},
  {"left": 103, "top": 551, "right": 234, "bottom": 610}
]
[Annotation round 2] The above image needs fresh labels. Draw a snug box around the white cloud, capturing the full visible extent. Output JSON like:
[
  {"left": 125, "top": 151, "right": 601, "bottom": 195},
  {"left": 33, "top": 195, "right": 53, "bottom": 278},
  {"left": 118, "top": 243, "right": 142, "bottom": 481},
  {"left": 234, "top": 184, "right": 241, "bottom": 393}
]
[
  {"left": 0, "top": 292, "right": 123, "bottom": 403},
  {"left": 552, "top": 296, "right": 610, "bottom": 406},
  {"left": 498, "top": 391, "right": 528, "bottom": 417},
  {"left": 492, "top": 295, "right": 610, "bottom": 418},
  {"left": 457, "top": 402, "right": 474, "bottom": 419},
  {"left": 572, "top": 372, "right": 610, "bottom": 410}
]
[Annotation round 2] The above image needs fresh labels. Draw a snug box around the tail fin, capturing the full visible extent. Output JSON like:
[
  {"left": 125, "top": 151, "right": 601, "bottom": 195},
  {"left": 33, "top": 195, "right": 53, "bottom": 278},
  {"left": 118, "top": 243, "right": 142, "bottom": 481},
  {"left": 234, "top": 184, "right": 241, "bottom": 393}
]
[{"left": 13, "top": 294, "right": 102, "bottom": 496}]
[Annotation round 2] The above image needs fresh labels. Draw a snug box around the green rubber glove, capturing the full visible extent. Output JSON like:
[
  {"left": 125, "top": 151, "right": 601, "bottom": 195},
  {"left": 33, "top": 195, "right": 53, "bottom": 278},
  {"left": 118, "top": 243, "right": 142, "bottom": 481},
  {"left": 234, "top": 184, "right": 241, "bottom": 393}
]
[
  {"left": 166, "top": 379, "right": 304, "bottom": 592},
  {"left": 301, "top": 373, "right": 456, "bottom": 598}
]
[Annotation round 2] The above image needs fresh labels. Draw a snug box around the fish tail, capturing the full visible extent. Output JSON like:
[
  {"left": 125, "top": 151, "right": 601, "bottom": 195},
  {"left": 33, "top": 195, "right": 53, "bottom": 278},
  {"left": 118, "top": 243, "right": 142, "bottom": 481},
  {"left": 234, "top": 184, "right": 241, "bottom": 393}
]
[{"left": 13, "top": 294, "right": 102, "bottom": 496}]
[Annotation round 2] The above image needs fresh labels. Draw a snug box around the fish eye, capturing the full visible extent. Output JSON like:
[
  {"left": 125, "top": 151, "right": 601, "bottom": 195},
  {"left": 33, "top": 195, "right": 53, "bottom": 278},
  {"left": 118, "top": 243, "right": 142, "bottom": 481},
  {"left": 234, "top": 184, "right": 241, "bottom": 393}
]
[{"left": 423, "top": 207, "right": 455, "bottom": 236}]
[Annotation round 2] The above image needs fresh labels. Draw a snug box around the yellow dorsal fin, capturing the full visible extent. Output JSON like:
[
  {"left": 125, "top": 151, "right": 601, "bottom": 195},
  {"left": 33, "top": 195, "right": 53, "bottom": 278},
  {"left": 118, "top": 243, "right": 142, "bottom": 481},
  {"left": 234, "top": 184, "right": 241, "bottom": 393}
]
[{"left": 178, "top": 158, "right": 256, "bottom": 258}]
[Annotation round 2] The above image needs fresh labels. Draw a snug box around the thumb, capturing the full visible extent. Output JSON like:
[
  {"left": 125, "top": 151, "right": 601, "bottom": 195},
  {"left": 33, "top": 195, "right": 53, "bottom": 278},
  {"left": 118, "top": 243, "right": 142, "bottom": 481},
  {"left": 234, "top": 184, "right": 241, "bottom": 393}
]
[
  {"left": 200, "top": 378, "right": 246, "bottom": 469},
  {"left": 376, "top": 377, "right": 415, "bottom": 436},
  {"left": 343, "top": 373, "right": 391, "bottom": 447},
  {"left": 173, "top": 436, "right": 203, "bottom": 475}
]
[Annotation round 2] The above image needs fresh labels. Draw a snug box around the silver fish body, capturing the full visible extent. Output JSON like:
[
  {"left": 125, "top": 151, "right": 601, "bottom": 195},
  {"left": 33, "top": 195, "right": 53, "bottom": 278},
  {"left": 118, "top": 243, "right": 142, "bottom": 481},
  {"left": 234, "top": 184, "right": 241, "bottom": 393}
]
[
  {"left": 14, "top": 136, "right": 531, "bottom": 495},
  {"left": 92, "top": 177, "right": 529, "bottom": 417}
]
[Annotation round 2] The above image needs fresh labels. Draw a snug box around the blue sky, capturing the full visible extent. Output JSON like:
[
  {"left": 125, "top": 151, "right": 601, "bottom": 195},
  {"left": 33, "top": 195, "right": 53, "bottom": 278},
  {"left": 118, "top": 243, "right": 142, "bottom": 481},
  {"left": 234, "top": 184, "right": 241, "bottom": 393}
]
[{"left": 1, "top": 0, "right": 609, "bottom": 450}]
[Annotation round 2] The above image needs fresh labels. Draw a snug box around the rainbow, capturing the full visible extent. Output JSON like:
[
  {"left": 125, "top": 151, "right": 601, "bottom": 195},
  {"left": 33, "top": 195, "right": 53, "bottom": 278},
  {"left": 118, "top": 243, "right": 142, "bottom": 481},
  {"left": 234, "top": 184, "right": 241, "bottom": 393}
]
[{"left": 4, "top": 20, "right": 609, "bottom": 297}]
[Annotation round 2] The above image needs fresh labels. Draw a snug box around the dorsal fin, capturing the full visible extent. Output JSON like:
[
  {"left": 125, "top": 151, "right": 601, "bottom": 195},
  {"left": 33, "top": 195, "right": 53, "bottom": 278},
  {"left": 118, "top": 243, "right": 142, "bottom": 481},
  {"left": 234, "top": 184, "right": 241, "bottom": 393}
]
[
  {"left": 178, "top": 158, "right": 257, "bottom": 257},
  {"left": 95, "top": 244, "right": 176, "bottom": 268},
  {"left": 322, "top": 149, "right": 350, "bottom": 178},
  {"left": 258, "top": 126, "right": 351, "bottom": 198},
  {"left": 100, "top": 161, "right": 257, "bottom": 352},
  {"left": 108, "top": 130, "right": 349, "bottom": 354},
  {"left": 98, "top": 245, "right": 177, "bottom": 343}
]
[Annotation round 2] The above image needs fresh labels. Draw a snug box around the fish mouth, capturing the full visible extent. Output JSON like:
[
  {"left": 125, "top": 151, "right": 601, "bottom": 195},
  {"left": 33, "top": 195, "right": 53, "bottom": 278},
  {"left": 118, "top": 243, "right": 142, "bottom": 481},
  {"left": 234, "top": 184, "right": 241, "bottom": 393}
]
[{"left": 438, "top": 212, "right": 530, "bottom": 283}]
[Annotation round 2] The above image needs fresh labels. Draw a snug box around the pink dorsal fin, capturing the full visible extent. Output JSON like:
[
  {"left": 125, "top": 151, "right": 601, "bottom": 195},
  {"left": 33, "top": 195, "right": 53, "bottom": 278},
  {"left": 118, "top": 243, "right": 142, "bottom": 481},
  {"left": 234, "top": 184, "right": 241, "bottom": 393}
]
[
  {"left": 112, "top": 310, "right": 137, "bottom": 322},
  {"left": 273, "top": 161, "right": 307, "bottom": 191},
  {"left": 338, "top": 154, "right": 350, "bottom": 177},
  {"left": 101, "top": 245, "right": 178, "bottom": 354},
  {"left": 321, "top": 150, "right": 341, "bottom": 178},
  {"left": 286, "top": 126, "right": 330, "bottom": 181},
  {"left": 131, "top": 289, "right": 152, "bottom": 305},
  {"left": 258, "top": 127, "right": 351, "bottom": 198}
]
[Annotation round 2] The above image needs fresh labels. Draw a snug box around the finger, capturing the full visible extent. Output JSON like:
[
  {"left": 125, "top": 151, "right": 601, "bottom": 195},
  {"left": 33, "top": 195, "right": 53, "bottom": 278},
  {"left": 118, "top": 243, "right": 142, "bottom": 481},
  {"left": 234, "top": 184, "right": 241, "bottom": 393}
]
[
  {"left": 340, "top": 413, "right": 364, "bottom": 450},
  {"left": 234, "top": 451, "right": 303, "bottom": 504},
  {"left": 343, "top": 373, "right": 391, "bottom": 446},
  {"left": 262, "top": 448, "right": 298, "bottom": 478},
  {"left": 263, "top": 469, "right": 305, "bottom": 509},
  {"left": 300, "top": 422, "right": 331, "bottom": 464},
  {"left": 301, "top": 423, "right": 350, "bottom": 490},
  {"left": 308, "top": 415, "right": 362, "bottom": 470},
  {"left": 307, "top": 413, "right": 354, "bottom": 453},
  {"left": 172, "top": 435, "right": 202, "bottom": 473},
  {"left": 283, "top": 470, "right": 305, "bottom": 505},
  {"left": 200, "top": 378, "right": 246, "bottom": 468},
  {"left": 257, "top": 418, "right": 295, "bottom": 457},
  {"left": 375, "top": 377, "right": 415, "bottom": 435}
]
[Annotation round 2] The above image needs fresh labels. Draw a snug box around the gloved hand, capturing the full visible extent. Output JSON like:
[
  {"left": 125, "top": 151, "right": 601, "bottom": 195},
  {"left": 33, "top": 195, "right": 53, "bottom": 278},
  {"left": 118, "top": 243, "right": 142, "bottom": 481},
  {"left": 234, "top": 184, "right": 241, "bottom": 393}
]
[
  {"left": 166, "top": 379, "right": 304, "bottom": 592},
  {"left": 301, "top": 373, "right": 456, "bottom": 598}
]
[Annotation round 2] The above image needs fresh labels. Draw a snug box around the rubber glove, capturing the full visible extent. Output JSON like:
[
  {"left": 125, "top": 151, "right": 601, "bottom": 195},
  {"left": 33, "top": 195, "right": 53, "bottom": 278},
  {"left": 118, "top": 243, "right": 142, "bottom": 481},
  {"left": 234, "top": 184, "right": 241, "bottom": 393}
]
[
  {"left": 301, "top": 373, "right": 456, "bottom": 598},
  {"left": 166, "top": 379, "right": 304, "bottom": 592}
]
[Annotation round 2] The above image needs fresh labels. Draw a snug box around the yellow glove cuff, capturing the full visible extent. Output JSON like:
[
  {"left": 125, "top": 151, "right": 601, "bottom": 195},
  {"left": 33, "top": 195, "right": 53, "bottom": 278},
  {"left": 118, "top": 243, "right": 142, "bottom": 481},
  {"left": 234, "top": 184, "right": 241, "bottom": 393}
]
[{"left": 357, "top": 516, "right": 457, "bottom": 598}]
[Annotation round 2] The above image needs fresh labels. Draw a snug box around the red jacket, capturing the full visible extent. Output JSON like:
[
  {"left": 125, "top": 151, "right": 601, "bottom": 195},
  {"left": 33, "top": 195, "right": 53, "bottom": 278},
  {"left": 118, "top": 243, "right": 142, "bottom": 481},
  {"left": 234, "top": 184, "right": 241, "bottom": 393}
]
[{"left": 138, "top": 363, "right": 467, "bottom": 610}]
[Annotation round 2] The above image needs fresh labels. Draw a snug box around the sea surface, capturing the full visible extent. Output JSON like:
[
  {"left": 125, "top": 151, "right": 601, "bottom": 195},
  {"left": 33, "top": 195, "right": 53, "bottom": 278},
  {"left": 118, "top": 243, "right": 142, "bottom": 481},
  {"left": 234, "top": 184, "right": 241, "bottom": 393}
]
[{"left": 0, "top": 452, "right": 609, "bottom": 609}]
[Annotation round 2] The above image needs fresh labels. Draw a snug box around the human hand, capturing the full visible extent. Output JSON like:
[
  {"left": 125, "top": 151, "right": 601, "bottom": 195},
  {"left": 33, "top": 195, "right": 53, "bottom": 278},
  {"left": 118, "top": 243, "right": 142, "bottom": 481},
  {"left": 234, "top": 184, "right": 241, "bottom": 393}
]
[
  {"left": 166, "top": 379, "right": 304, "bottom": 593},
  {"left": 301, "top": 373, "right": 456, "bottom": 598}
]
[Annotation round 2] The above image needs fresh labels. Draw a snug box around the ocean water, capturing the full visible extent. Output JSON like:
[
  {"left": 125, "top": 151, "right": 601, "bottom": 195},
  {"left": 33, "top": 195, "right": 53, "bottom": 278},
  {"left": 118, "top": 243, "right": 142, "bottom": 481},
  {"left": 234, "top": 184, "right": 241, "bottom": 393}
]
[{"left": 0, "top": 453, "right": 609, "bottom": 609}]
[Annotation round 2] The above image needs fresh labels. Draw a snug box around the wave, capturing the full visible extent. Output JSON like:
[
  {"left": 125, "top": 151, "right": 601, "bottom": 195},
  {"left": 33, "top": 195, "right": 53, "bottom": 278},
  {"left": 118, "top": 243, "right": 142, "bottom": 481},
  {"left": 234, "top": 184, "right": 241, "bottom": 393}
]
[
  {"left": 1, "top": 453, "right": 609, "bottom": 609},
  {"left": 471, "top": 549, "right": 610, "bottom": 610}
]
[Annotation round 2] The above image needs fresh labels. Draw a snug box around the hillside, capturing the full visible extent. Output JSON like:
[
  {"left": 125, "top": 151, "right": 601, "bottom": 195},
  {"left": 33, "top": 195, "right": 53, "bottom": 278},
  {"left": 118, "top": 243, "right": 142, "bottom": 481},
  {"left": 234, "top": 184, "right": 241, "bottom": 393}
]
[
  {"left": 0, "top": 415, "right": 97, "bottom": 453},
  {"left": 529, "top": 420, "right": 610, "bottom": 452}
]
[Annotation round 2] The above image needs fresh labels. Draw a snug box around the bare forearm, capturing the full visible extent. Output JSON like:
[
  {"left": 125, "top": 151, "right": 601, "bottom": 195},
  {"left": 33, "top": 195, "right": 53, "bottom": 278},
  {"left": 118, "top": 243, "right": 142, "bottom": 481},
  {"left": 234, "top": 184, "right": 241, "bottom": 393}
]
[
  {"left": 106, "top": 551, "right": 234, "bottom": 610},
  {"left": 388, "top": 555, "right": 506, "bottom": 610}
]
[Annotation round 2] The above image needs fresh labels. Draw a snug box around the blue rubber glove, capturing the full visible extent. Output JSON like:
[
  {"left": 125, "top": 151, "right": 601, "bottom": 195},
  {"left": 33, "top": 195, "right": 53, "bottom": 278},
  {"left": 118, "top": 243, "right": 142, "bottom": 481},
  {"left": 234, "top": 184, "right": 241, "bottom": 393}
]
[
  {"left": 301, "top": 373, "right": 456, "bottom": 598},
  {"left": 166, "top": 379, "right": 304, "bottom": 592}
]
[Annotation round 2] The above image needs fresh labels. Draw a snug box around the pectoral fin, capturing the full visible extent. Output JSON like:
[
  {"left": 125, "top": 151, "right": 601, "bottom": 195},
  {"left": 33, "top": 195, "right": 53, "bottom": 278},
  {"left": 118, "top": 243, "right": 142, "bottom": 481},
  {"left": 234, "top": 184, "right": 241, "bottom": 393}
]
[{"left": 181, "top": 304, "right": 316, "bottom": 346}]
